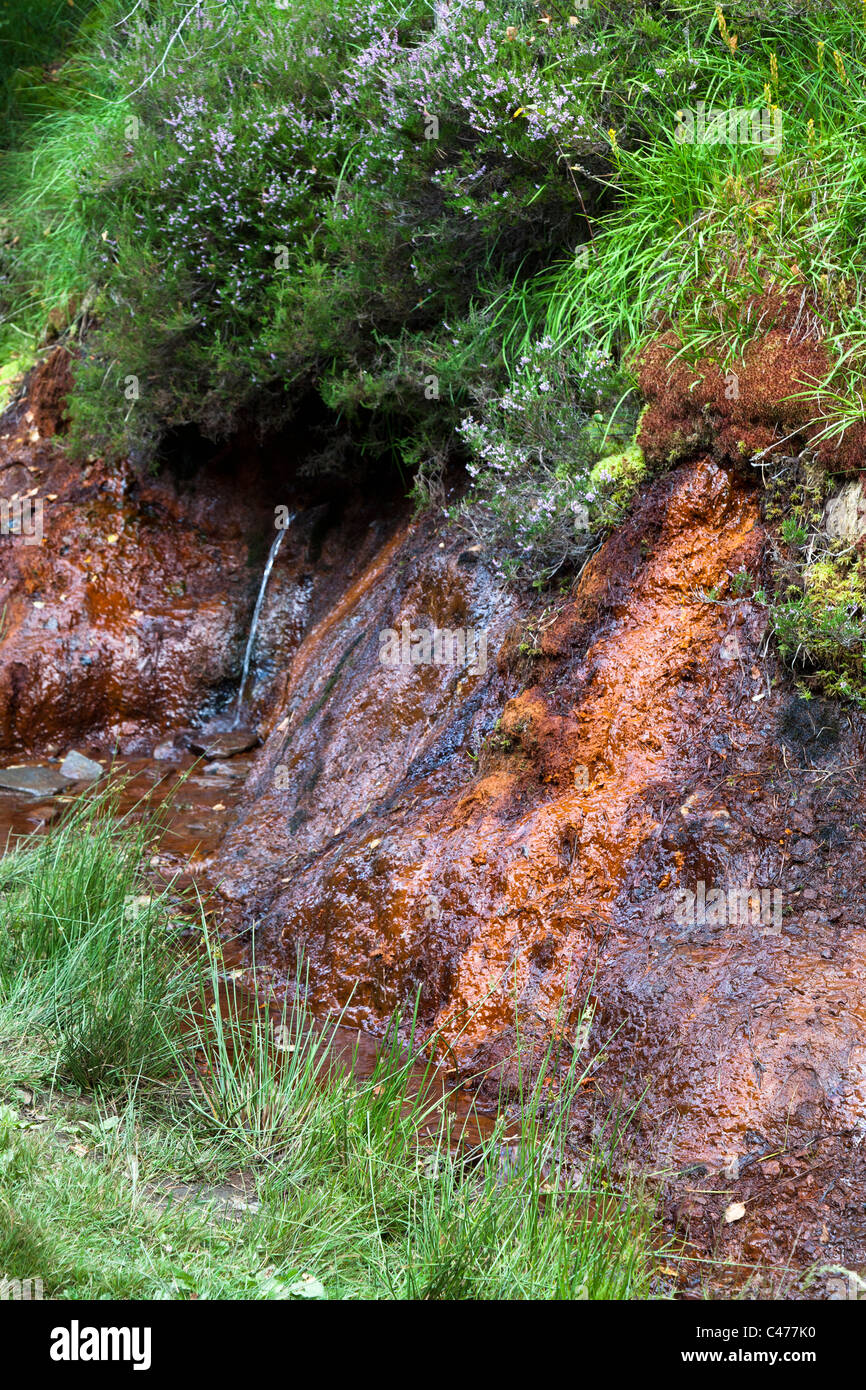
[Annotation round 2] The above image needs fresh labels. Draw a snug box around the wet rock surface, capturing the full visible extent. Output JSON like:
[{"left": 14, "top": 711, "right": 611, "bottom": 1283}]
[
  {"left": 0, "top": 394, "right": 406, "bottom": 754},
  {"left": 189, "top": 728, "right": 260, "bottom": 759},
  {"left": 209, "top": 456, "right": 866, "bottom": 1287},
  {"left": 0, "top": 764, "right": 70, "bottom": 797},
  {"left": 59, "top": 749, "right": 104, "bottom": 781}
]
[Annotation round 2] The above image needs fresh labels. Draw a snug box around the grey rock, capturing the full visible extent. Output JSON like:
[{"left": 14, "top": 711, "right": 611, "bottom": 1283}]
[
  {"left": 153, "top": 740, "right": 179, "bottom": 761},
  {"left": 59, "top": 750, "right": 104, "bottom": 782},
  {"left": 0, "top": 765, "right": 69, "bottom": 797}
]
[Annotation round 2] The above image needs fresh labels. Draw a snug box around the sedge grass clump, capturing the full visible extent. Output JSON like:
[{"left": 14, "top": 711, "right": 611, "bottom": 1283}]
[
  {"left": 383, "top": 1062, "right": 656, "bottom": 1301},
  {"left": 0, "top": 784, "right": 196, "bottom": 1092},
  {"left": 178, "top": 948, "right": 661, "bottom": 1299},
  {"left": 182, "top": 936, "right": 353, "bottom": 1168},
  {"left": 525, "top": 2, "right": 866, "bottom": 397},
  {"left": 0, "top": 0, "right": 102, "bottom": 147},
  {"left": 0, "top": 1015, "right": 663, "bottom": 1300}
]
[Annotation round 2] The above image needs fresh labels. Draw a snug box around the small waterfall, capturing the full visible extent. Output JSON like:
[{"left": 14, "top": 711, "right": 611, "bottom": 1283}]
[{"left": 233, "top": 517, "right": 293, "bottom": 725}]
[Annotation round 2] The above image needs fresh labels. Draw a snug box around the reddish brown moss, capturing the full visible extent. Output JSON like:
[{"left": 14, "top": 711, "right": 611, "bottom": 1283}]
[{"left": 635, "top": 291, "right": 863, "bottom": 472}]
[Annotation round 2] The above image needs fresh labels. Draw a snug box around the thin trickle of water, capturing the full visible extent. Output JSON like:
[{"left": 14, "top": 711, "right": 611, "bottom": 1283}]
[{"left": 233, "top": 518, "right": 293, "bottom": 724}]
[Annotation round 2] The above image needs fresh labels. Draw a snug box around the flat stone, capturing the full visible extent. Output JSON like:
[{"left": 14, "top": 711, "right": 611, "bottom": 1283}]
[
  {"left": 202, "top": 760, "right": 245, "bottom": 777},
  {"left": 189, "top": 729, "right": 259, "bottom": 758},
  {"left": 0, "top": 765, "right": 69, "bottom": 797},
  {"left": 59, "top": 750, "right": 104, "bottom": 782}
]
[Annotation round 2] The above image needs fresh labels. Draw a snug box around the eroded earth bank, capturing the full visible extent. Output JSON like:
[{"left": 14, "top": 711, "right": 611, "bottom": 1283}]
[{"left": 2, "top": 361, "right": 865, "bottom": 1295}]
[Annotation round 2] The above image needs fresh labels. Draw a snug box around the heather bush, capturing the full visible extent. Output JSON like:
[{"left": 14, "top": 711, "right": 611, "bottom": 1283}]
[
  {"left": 1, "top": 0, "right": 617, "bottom": 461},
  {"left": 453, "top": 335, "right": 638, "bottom": 582}
]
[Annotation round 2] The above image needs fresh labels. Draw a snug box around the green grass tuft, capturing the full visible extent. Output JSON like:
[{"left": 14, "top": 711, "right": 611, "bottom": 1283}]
[{"left": 0, "top": 783, "right": 196, "bottom": 1092}]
